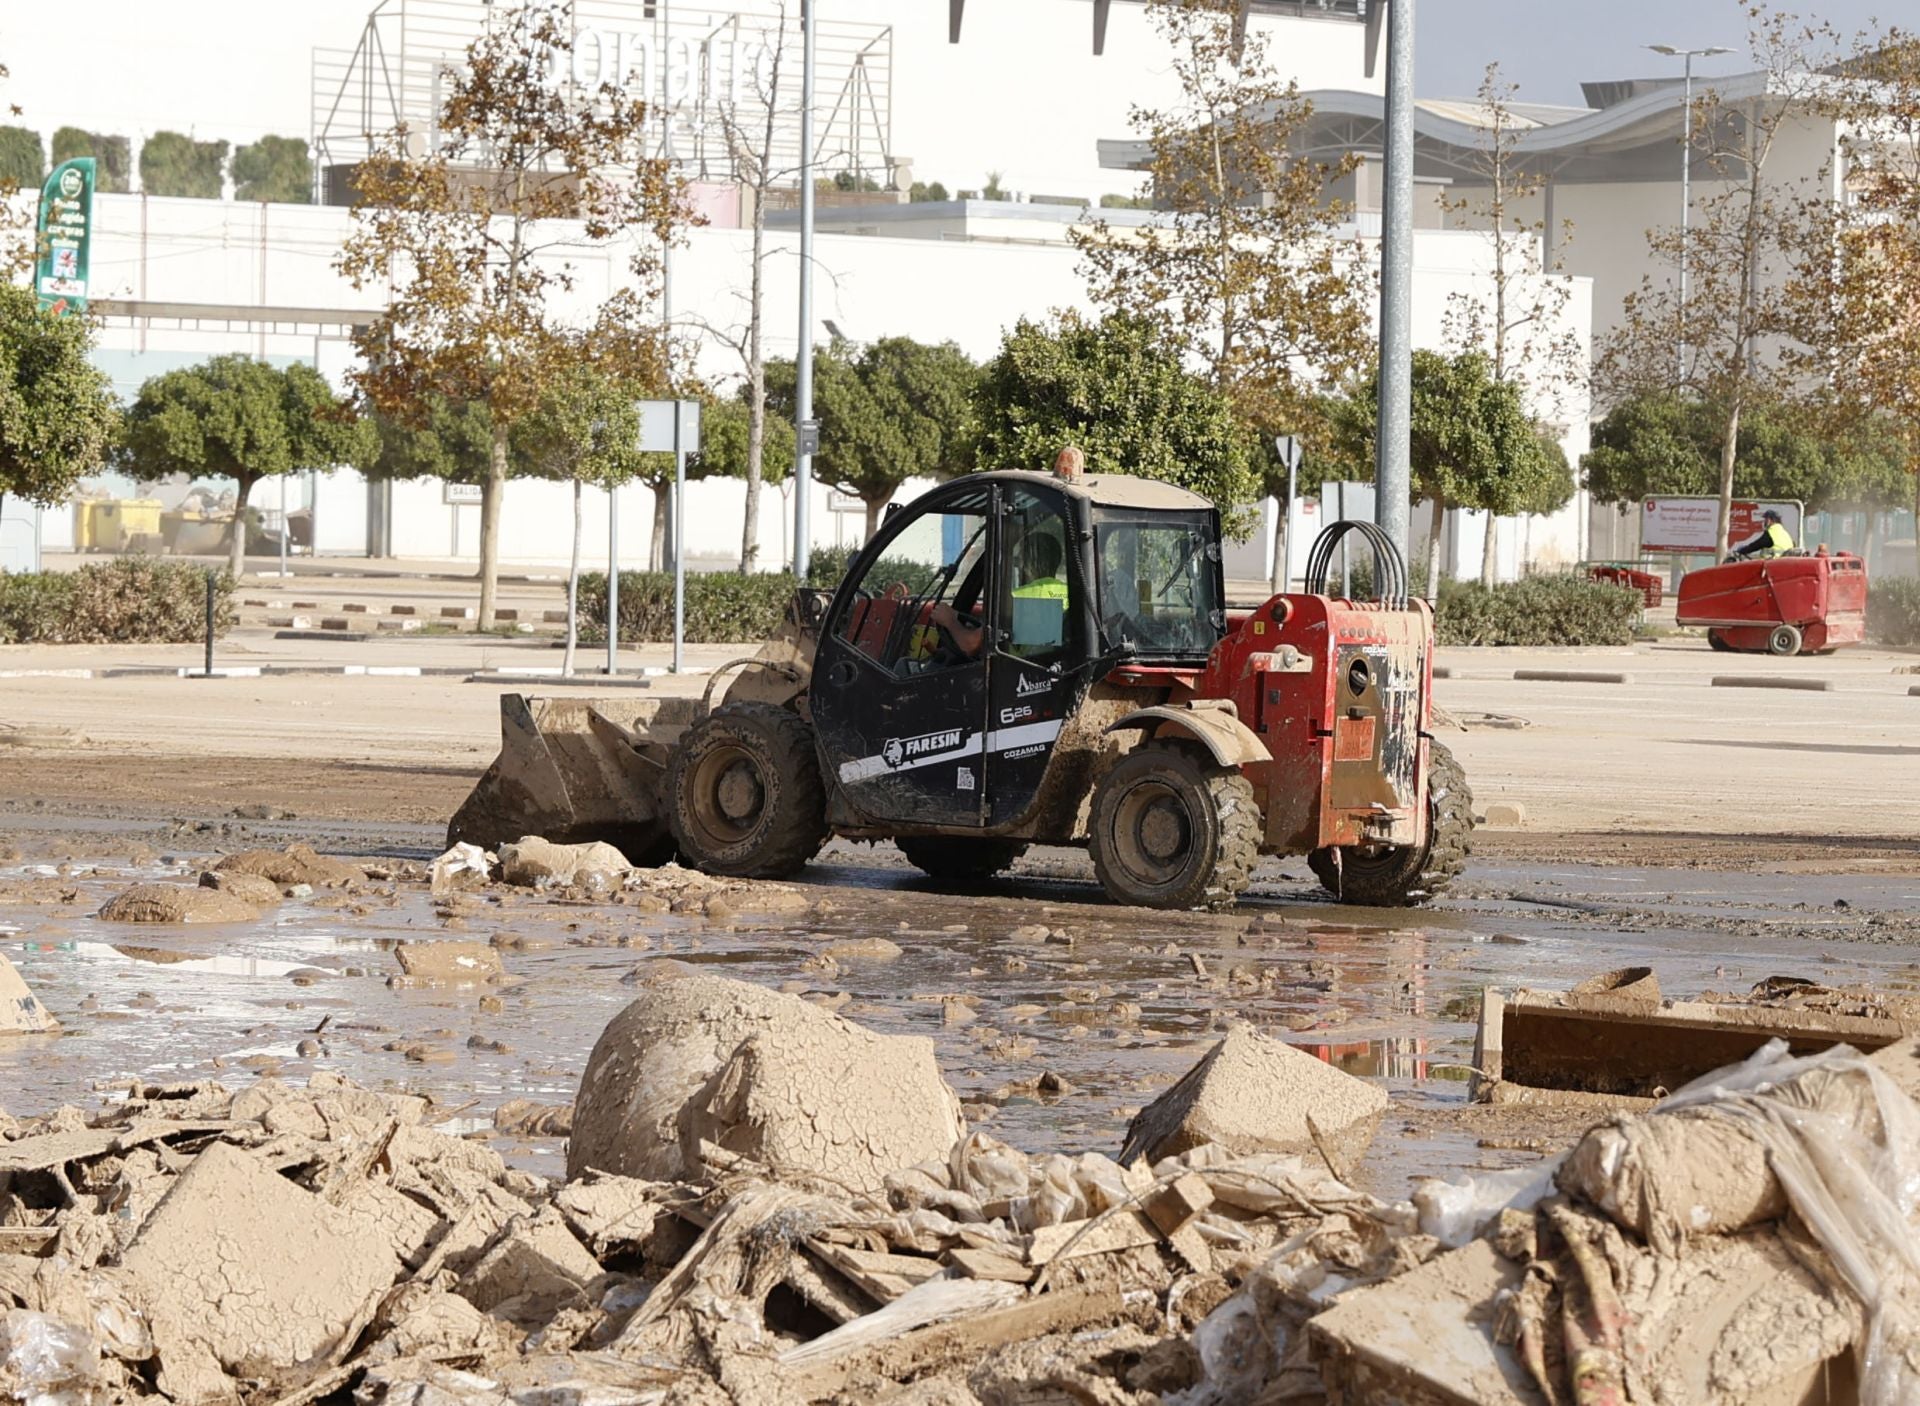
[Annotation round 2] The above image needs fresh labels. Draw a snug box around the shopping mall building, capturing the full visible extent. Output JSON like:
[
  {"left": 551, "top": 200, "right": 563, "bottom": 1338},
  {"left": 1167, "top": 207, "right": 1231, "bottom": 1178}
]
[{"left": 1, "top": 0, "right": 1616, "bottom": 582}]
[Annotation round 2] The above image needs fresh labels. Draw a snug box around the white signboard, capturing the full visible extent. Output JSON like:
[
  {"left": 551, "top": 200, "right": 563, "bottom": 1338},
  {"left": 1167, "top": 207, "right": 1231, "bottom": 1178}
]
[
  {"left": 443, "top": 482, "right": 483, "bottom": 506},
  {"left": 637, "top": 399, "right": 701, "bottom": 454},
  {"left": 1640, "top": 497, "right": 1803, "bottom": 554}
]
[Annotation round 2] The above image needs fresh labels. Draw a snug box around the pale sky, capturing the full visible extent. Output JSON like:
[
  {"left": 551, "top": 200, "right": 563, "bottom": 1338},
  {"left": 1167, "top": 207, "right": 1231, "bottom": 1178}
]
[{"left": 1, "top": 0, "right": 1898, "bottom": 156}]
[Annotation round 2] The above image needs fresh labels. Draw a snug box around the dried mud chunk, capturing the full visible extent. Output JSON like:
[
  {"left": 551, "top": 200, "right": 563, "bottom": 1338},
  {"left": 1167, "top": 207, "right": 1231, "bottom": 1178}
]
[
  {"left": 214, "top": 843, "right": 363, "bottom": 888},
  {"left": 393, "top": 941, "right": 504, "bottom": 985},
  {"left": 198, "top": 870, "right": 283, "bottom": 906},
  {"left": 97, "top": 883, "right": 258, "bottom": 925},
  {"left": 1119, "top": 1025, "right": 1387, "bottom": 1169},
  {"left": 119, "top": 1141, "right": 400, "bottom": 1401},
  {"left": 570, "top": 972, "right": 964, "bottom": 1190}
]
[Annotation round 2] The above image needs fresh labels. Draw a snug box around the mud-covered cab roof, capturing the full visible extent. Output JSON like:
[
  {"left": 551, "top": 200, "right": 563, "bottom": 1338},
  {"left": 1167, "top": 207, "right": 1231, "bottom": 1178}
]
[{"left": 970, "top": 470, "right": 1215, "bottom": 514}]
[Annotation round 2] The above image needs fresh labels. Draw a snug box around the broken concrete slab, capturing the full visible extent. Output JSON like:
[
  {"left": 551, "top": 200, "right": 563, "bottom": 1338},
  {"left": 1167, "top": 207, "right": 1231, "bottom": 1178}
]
[
  {"left": 497, "top": 836, "right": 633, "bottom": 888},
  {"left": 97, "top": 883, "right": 259, "bottom": 924},
  {"left": 0, "top": 952, "right": 57, "bottom": 1035},
  {"left": 1119, "top": 1025, "right": 1387, "bottom": 1170},
  {"left": 571, "top": 971, "right": 963, "bottom": 1185},
  {"left": 120, "top": 1141, "right": 401, "bottom": 1399},
  {"left": 392, "top": 941, "right": 503, "bottom": 985}
]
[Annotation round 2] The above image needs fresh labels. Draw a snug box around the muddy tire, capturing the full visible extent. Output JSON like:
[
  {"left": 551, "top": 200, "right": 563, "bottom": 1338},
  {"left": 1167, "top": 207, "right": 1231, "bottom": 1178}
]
[
  {"left": 1308, "top": 739, "right": 1474, "bottom": 907},
  {"left": 1089, "top": 741, "right": 1260, "bottom": 911},
  {"left": 896, "top": 836, "right": 1028, "bottom": 882},
  {"left": 667, "top": 703, "right": 827, "bottom": 879}
]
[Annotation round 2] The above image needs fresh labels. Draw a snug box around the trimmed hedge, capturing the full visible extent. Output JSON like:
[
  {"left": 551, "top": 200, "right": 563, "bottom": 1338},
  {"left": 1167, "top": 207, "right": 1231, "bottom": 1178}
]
[
  {"left": 575, "top": 571, "right": 799, "bottom": 645},
  {"left": 1433, "top": 576, "right": 1641, "bottom": 648},
  {"left": 1868, "top": 577, "right": 1920, "bottom": 647},
  {"left": 0, "top": 560, "right": 236, "bottom": 644}
]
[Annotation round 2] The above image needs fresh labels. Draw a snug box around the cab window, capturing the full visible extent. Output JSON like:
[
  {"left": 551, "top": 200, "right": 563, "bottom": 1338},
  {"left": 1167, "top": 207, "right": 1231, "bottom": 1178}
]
[
  {"left": 831, "top": 486, "right": 992, "bottom": 674},
  {"left": 1093, "top": 513, "right": 1221, "bottom": 658},
  {"left": 994, "top": 486, "right": 1078, "bottom": 666}
]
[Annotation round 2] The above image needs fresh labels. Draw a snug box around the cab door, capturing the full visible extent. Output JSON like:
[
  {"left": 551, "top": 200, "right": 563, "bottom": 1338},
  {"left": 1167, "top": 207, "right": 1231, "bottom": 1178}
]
[
  {"left": 984, "top": 482, "right": 1089, "bottom": 826},
  {"left": 809, "top": 480, "right": 998, "bottom": 827}
]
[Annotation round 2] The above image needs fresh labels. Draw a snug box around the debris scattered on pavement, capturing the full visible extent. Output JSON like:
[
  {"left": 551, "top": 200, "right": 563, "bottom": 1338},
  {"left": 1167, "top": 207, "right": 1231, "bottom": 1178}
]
[
  {"left": 1473, "top": 966, "right": 1920, "bottom": 1108},
  {"left": 0, "top": 953, "right": 57, "bottom": 1035}
]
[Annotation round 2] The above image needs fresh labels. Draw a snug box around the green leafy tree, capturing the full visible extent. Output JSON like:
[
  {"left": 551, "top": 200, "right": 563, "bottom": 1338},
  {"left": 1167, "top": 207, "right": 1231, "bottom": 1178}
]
[
  {"left": 0, "top": 282, "right": 119, "bottom": 514},
  {"left": 369, "top": 391, "right": 495, "bottom": 486},
  {"left": 908, "top": 180, "right": 950, "bottom": 203},
  {"left": 1584, "top": 392, "right": 1910, "bottom": 517},
  {"left": 1324, "top": 350, "right": 1559, "bottom": 591},
  {"left": 338, "top": 3, "right": 683, "bottom": 627},
  {"left": 139, "top": 131, "right": 229, "bottom": 198},
  {"left": 0, "top": 125, "right": 42, "bottom": 188},
  {"left": 768, "top": 337, "right": 979, "bottom": 536},
  {"left": 976, "top": 311, "right": 1256, "bottom": 529},
  {"left": 50, "top": 128, "right": 131, "bottom": 192},
  {"left": 231, "top": 135, "right": 313, "bottom": 204},
  {"left": 124, "top": 356, "right": 375, "bottom": 578}
]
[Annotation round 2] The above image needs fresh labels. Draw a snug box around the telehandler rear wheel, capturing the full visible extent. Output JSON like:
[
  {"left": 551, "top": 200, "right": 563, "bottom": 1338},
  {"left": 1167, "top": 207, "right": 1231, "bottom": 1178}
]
[
  {"left": 667, "top": 703, "right": 827, "bottom": 879},
  {"left": 896, "top": 836, "right": 1029, "bottom": 881},
  {"left": 1089, "top": 741, "right": 1260, "bottom": 911},
  {"left": 1309, "top": 739, "right": 1473, "bottom": 907}
]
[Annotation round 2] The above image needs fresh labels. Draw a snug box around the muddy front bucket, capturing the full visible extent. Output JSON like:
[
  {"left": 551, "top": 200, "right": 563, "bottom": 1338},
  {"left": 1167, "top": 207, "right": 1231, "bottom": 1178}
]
[{"left": 448, "top": 693, "right": 700, "bottom": 863}]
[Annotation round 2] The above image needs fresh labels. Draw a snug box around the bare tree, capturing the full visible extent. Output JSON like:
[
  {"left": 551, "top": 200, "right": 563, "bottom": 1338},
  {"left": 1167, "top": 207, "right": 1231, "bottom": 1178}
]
[{"left": 1439, "top": 65, "right": 1587, "bottom": 584}]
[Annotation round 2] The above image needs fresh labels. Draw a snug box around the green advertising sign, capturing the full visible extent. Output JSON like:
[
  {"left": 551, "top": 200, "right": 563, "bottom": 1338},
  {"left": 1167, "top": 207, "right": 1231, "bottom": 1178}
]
[{"left": 35, "top": 157, "right": 95, "bottom": 316}]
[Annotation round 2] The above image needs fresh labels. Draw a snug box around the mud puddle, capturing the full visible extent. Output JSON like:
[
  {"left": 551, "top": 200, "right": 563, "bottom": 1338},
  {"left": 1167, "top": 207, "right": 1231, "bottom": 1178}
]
[{"left": 7, "top": 844, "right": 1920, "bottom": 1204}]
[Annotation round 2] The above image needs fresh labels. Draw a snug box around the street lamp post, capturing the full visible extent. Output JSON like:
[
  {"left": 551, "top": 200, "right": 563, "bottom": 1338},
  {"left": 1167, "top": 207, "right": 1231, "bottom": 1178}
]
[
  {"left": 794, "top": 0, "right": 817, "bottom": 583},
  {"left": 1646, "top": 44, "right": 1731, "bottom": 383}
]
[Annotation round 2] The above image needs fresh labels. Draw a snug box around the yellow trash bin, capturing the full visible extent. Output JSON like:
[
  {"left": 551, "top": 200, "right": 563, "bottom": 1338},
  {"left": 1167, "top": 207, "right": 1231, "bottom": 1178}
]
[
  {"left": 71, "top": 500, "right": 100, "bottom": 551},
  {"left": 94, "top": 499, "right": 164, "bottom": 552}
]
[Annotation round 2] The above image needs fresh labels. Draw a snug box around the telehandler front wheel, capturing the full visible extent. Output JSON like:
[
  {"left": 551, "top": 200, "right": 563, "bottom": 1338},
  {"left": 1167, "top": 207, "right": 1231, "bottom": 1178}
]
[
  {"left": 1089, "top": 741, "right": 1261, "bottom": 911},
  {"left": 1309, "top": 739, "right": 1473, "bottom": 906},
  {"left": 667, "top": 703, "right": 827, "bottom": 879}
]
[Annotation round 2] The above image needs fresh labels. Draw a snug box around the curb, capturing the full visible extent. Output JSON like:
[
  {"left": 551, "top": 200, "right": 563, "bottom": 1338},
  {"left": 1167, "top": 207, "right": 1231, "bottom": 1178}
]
[
  {"left": 466, "top": 672, "right": 657, "bottom": 688},
  {"left": 1711, "top": 676, "right": 1834, "bottom": 692},
  {"left": 0, "top": 664, "right": 475, "bottom": 681},
  {"left": 1512, "top": 669, "right": 1632, "bottom": 684},
  {"left": 274, "top": 630, "right": 373, "bottom": 642}
]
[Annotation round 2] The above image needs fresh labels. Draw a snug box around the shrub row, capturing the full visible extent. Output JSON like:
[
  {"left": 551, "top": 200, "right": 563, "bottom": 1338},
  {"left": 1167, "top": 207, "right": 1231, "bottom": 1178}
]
[
  {"left": 0, "top": 559, "right": 236, "bottom": 645},
  {"left": 574, "top": 570, "right": 800, "bottom": 645},
  {"left": 1433, "top": 575, "right": 1642, "bottom": 648},
  {"left": 1868, "top": 577, "right": 1920, "bottom": 647}
]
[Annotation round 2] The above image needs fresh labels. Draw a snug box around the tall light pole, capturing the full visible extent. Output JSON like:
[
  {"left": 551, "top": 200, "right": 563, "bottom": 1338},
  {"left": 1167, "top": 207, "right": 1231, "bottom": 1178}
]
[
  {"left": 793, "top": 0, "right": 818, "bottom": 582},
  {"left": 1375, "top": 0, "right": 1414, "bottom": 574},
  {"left": 1646, "top": 44, "right": 1731, "bottom": 383}
]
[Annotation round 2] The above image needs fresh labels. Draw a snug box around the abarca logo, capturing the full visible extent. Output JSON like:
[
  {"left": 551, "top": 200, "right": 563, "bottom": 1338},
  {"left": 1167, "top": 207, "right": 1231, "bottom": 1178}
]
[
  {"left": 1014, "top": 672, "right": 1052, "bottom": 698},
  {"left": 882, "top": 728, "right": 965, "bottom": 769}
]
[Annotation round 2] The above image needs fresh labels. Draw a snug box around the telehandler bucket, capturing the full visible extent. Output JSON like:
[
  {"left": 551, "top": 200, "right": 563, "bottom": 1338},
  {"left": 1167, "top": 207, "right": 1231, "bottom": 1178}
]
[
  {"left": 447, "top": 693, "right": 700, "bottom": 861},
  {"left": 447, "top": 589, "right": 826, "bottom": 860}
]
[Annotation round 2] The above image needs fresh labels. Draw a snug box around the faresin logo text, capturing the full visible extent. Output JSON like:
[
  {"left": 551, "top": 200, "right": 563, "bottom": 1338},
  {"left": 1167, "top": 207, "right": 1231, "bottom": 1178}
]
[{"left": 882, "top": 729, "right": 964, "bottom": 769}]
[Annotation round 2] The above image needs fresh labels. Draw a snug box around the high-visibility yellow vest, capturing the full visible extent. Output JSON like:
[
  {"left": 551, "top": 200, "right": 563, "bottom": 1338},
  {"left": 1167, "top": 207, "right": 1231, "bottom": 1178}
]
[
  {"left": 1765, "top": 522, "right": 1794, "bottom": 553},
  {"left": 1013, "top": 575, "right": 1069, "bottom": 603}
]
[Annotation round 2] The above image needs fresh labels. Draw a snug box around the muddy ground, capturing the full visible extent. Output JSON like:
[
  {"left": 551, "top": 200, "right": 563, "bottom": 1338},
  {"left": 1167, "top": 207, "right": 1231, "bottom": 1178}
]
[{"left": 7, "top": 763, "right": 1920, "bottom": 1205}]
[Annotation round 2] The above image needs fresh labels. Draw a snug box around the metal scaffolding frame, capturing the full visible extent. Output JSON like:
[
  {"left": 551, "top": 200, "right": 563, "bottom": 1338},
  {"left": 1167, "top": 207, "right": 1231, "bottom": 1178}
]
[{"left": 311, "top": 0, "right": 895, "bottom": 196}]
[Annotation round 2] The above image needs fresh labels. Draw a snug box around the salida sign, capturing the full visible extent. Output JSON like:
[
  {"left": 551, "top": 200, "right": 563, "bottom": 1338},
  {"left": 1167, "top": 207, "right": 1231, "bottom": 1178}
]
[{"left": 1640, "top": 497, "right": 1803, "bottom": 554}]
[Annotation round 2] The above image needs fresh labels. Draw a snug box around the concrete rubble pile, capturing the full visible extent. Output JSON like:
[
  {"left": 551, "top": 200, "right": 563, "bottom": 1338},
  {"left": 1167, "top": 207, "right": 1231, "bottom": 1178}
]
[{"left": 2, "top": 961, "right": 1914, "bottom": 1405}]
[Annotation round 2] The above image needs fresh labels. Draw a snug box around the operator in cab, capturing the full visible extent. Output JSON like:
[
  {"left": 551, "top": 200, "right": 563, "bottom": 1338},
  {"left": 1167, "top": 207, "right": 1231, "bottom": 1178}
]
[
  {"left": 1731, "top": 510, "right": 1794, "bottom": 559},
  {"left": 927, "top": 532, "right": 1068, "bottom": 660}
]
